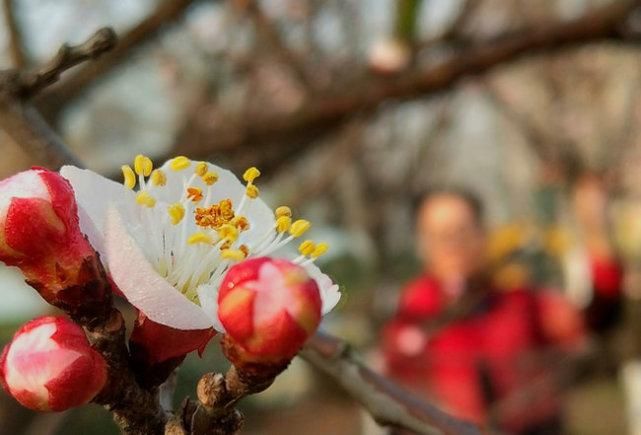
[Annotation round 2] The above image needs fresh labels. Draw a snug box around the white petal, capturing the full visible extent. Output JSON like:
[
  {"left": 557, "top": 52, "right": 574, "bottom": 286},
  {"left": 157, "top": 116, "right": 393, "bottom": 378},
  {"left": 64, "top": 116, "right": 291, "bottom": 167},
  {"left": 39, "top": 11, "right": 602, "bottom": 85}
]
[
  {"left": 60, "top": 166, "right": 137, "bottom": 258},
  {"left": 304, "top": 262, "right": 341, "bottom": 315},
  {"left": 196, "top": 284, "right": 224, "bottom": 332},
  {"left": 104, "top": 206, "right": 213, "bottom": 330}
]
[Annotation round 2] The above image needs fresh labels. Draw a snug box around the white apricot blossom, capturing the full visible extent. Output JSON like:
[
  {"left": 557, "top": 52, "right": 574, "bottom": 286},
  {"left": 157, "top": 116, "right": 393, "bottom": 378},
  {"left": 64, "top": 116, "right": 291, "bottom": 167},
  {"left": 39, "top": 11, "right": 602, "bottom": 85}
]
[{"left": 60, "top": 156, "right": 340, "bottom": 331}]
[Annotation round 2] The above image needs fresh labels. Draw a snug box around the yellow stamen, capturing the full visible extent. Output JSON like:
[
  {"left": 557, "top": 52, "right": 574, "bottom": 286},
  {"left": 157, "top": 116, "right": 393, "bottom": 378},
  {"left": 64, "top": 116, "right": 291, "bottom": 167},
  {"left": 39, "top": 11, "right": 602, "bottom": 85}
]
[
  {"left": 134, "top": 154, "right": 153, "bottom": 177},
  {"left": 168, "top": 203, "right": 185, "bottom": 225},
  {"left": 122, "top": 165, "right": 136, "bottom": 190},
  {"left": 150, "top": 169, "right": 167, "bottom": 186},
  {"left": 195, "top": 162, "right": 208, "bottom": 177},
  {"left": 187, "top": 187, "right": 203, "bottom": 202},
  {"left": 170, "top": 156, "right": 191, "bottom": 171},
  {"left": 231, "top": 216, "right": 250, "bottom": 231},
  {"left": 299, "top": 240, "right": 316, "bottom": 256},
  {"left": 202, "top": 171, "right": 218, "bottom": 186},
  {"left": 275, "top": 206, "right": 292, "bottom": 218},
  {"left": 243, "top": 167, "right": 261, "bottom": 183},
  {"left": 290, "top": 219, "right": 311, "bottom": 237},
  {"left": 245, "top": 184, "right": 259, "bottom": 199},
  {"left": 218, "top": 224, "right": 239, "bottom": 242},
  {"left": 221, "top": 249, "right": 246, "bottom": 261},
  {"left": 136, "top": 191, "right": 156, "bottom": 208},
  {"left": 188, "top": 232, "right": 213, "bottom": 245},
  {"left": 276, "top": 215, "right": 291, "bottom": 233},
  {"left": 239, "top": 244, "right": 250, "bottom": 258},
  {"left": 311, "top": 242, "right": 329, "bottom": 258}
]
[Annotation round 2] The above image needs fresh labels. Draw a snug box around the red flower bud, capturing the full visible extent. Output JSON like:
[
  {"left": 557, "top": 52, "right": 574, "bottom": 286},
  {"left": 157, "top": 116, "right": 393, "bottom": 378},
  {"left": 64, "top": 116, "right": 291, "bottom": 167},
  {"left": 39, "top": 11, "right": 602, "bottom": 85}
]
[
  {"left": 0, "top": 169, "right": 109, "bottom": 318},
  {"left": 218, "top": 258, "right": 322, "bottom": 364},
  {"left": 0, "top": 316, "right": 107, "bottom": 412}
]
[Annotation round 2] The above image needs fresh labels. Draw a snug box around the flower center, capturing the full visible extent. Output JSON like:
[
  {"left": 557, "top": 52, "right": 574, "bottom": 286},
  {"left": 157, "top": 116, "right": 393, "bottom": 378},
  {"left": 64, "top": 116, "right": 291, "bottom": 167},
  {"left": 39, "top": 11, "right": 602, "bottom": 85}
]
[
  {"left": 120, "top": 156, "right": 329, "bottom": 305},
  {"left": 194, "top": 200, "right": 236, "bottom": 230}
]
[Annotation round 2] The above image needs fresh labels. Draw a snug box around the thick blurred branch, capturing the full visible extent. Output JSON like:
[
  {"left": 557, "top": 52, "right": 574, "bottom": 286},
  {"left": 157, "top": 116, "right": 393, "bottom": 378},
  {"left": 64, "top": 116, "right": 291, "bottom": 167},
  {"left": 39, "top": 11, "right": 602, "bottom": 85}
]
[
  {"left": 36, "top": 0, "right": 198, "bottom": 122},
  {"left": 2, "top": 0, "right": 26, "bottom": 67},
  {"left": 0, "top": 27, "right": 117, "bottom": 168},
  {"left": 242, "top": 0, "right": 314, "bottom": 90},
  {"left": 172, "top": 0, "right": 641, "bottom": 175},
  {"left": 300, "top": 332, "right": 480, "bottom": 435}
]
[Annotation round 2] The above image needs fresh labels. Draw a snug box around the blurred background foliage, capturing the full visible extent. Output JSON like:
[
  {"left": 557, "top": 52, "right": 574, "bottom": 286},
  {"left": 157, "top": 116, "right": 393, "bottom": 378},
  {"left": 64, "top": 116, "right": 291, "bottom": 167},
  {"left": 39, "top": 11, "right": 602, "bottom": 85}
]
[{"left": 2, "top": 0, "right": 641, "bottom": 433}]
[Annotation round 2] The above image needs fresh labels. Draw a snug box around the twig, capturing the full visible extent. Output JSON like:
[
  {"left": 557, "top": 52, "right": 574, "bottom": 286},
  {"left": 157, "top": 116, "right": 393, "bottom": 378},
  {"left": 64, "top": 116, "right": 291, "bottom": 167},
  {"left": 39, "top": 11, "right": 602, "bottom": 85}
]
[
  {"left": 188, "top": 335, "right": 291, "bottom": 434},
  {"left": 0, "top": 28, "right": 116, "bottom": 168},
  {"left": 2, "top": 0, "right": 26, "bottom": 68},
  {"left": 17, "top": 27, "right": 117, "bottom": 98},
  {"left": 300, "top": 332, "right": 481, "bottom": 435},
  {"left": 36, "top": 0, "right": 199, "bottom": 122}
]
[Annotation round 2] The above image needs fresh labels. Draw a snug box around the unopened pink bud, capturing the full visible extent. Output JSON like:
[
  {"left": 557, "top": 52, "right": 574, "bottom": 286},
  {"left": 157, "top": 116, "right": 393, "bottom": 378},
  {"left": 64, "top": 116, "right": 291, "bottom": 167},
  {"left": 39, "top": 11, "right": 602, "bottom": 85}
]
[
  {"left": 0, "top": 316, "right": 107, "bottom": 412},
  {"left": 218, "top": 257, "right": 322, "bottom": 364},
  {"left": 0, "top": 168, "right": 108, "bottom": 314}
]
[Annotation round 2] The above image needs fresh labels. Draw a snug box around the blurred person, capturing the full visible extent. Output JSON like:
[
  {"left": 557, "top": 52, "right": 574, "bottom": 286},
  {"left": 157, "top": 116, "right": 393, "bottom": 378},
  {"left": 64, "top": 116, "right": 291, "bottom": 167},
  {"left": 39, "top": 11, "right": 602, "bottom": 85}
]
[
  {"left": 382, "top": 187, "right": 586, "bottom": 435},
  {"left": 562, "top": 173, "right": 635, "bottom": 434},
  {"left": 563, "top": 173, "right": 624, "bottom": 336}
]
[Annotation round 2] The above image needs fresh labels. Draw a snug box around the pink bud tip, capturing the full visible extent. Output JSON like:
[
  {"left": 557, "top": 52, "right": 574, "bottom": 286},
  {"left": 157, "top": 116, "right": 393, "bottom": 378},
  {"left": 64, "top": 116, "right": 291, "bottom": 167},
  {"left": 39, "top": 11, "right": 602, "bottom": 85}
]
[
  {"left": 218, "top": 257, "right": 322, "bottom": 363},
  {"left": 0, "top": 316, "right": 107, "bottom": 412}
]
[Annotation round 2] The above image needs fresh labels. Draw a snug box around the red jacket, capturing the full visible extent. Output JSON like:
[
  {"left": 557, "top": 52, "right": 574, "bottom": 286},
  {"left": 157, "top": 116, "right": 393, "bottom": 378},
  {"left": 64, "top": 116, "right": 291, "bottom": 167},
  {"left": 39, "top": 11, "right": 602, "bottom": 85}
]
[
  {"left": 383, "top": 276, "right": 585, "bottom": 432},
  {"left": 585, "top": 256, "right": 624, "bottom": 332}
]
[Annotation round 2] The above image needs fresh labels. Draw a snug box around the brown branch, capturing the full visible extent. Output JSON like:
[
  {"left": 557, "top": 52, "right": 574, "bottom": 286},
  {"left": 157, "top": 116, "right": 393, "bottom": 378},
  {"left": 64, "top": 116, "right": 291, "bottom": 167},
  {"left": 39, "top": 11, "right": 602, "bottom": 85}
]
[
  {"left": 242, "top": 0, "right": 314, "bottom": 90},
  {"left": 0, "top": 28, "right": 117, "bottom": 168},
  {"left": 483, "top": 75, "right": 585, "bottom": 181},
  {"left": 187, "top": 335, "right": 293, "bottom": 434},
  {"left": 173, "top": 0, "right": 640, "bottom": 175},
  {"left": 2, "top": 0, "right": 26, "bottom": 68},
  {"left": 190, "top": 370, "right": 248, "bottom": 434},
  {"left": 87, "top": 309, "right": 166, "bottom": 435},
  {"left": 17, "top": 28, "right": 117, "bottom": 98},
  {"left": 300, "top": 332, "right": 481, "bottom": 435},
  {"left": 0, "top": 103, "right": 82, "bottom": 168},
  {"left": 483, "top": 81, "right": 558, "bottom": 164},
  {"left": 36, "top": 0, "right": 198, "bottom": 122}
]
